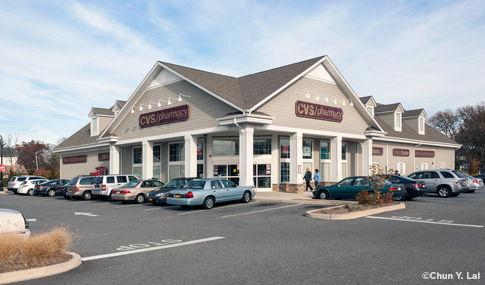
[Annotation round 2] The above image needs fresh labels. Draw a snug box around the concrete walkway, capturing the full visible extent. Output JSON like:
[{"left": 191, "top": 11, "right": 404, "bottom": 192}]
[{"left": 253, "top": 191, "right": 358, "bottom": 205}]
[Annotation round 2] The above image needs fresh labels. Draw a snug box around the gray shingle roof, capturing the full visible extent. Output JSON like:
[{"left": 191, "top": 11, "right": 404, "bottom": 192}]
[
  {"left": 375, "top": 103, "right": 401, "bottom": 113},
  {"left": 374, "top": 116, "right": 457, "bottom": 144},
  {"left": 92, "top": 108, "right": 114, "bottom": 116},
  {"left": 56, "top": 123, "right": 99, "bottom": 149},
  {"left": 160, "top": 56, "right": 324, "bottom": 110},
  {"left": 359, "top": 96, "right": 373, "bottom": 104},
  {"left": 403, "top": 109, "right": 424, "bottom": 117}
]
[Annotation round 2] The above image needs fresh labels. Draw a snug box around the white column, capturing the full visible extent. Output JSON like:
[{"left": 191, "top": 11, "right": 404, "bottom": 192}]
[
  {"left": 109, "top": 144, "right": 120, "bottom": 174},
  {"left": 239, "top": 126, "right": 254, "bottom": 187},
  {"left": 271, "top": 133, "right": 279, "bottom": 185},
  {"left": 361, "top": 139, "right": 372, "bottom": 176},
  {"left": 290, "top": 132, "right": 303, "bottom": 184},
  {"left": 142, "top": 140, "right": 153, "bottom": 179},
  {"left": 184, "top": 135, "right": 197, "bottom": 177},
  {"left": 330, "top": 136, "right": 342, "bottom": 182},
  {"left": 206, "top": 135, "right": 213, "bottom": 178}
]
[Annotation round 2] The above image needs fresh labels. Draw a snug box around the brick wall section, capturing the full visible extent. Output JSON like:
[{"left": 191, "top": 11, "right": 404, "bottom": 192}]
[{"left": 272, "top": 182, "right": 336, "bottom": 193}]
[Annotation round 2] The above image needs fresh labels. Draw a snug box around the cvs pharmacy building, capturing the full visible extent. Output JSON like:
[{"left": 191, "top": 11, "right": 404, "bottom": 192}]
[{"left": 55, "top": 56, "right": 459, "bottom": 192}]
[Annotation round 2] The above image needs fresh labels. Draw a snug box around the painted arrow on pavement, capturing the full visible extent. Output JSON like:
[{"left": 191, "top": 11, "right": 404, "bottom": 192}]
[
  {"left": 26, "top": 218, "right": 37, "bottom": 222},
  {"left": 74, "top": 212, "right": 98, "bottom": 217}
]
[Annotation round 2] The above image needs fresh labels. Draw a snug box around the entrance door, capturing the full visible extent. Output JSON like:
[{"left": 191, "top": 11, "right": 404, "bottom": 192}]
[{"left": 253, "top": 163, "right": 271, "bottom": 191}]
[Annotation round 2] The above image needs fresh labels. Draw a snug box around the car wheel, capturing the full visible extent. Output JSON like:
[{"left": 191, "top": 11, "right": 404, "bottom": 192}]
[
  {"left": 121, "top": 201, "right": 129, "bottom": 204},
  {"left": 47, "top": 189, "right": 55, "bottom": 197},
  {"left": 437, "top": 186, "right": 451, "bottom": 198},
  {"left": 468, "top": 190, "right": 475, "bottom": 193},
  {"left": 135, "top": 194, "right": 145, "bottom": 204},
  {"left": 100, "top": 196, "right": 109, "bottom": 201},
  {"left": 241, "top": 191, "right": 251, "bottom": 203},
  {"left": 394, "top": 195, "right": 405, "bottom": 201},
  {"left": 27, "top": 189, "right": 34, "bottom": 196},
  {"left": 82, "top": 191, "right": 92, "bottom": 200},
  {"left": 318, "top": 190, "right": 329, "bottom": 200},
  {"left": 180, "top": 205, "right": 190, "bottom": 209},
  {"left": 202, "top": 196, "right": 214, "bottom": 209},
  {"left": 404, "top": 196, "right": 414, "bottom": 201}
]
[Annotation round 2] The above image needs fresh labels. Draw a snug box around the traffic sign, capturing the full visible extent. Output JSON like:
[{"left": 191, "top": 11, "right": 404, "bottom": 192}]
[{"left": 0, "top": 164, "right": 5, "bottom": 172}]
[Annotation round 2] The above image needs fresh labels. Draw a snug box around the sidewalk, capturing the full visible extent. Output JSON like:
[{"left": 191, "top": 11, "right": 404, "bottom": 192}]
[{"left": 253, "top": 191, "right": 358, "bottom": 205}]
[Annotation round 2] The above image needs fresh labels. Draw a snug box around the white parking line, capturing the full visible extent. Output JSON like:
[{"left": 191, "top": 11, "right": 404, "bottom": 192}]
[
  {"left": 221, "top": 203, "right": 303, "bottom": 218},
  {"left": 73, "top": 201, "right": 90, "bottom": 204},
  {"left": 405, "top": 202, "right": 434, "bottom": 205},
  {"left": 366, "top": 216, "right": 484, "bottom": 228},
  {"left": 81, "top": 236, "right": 225, "bottom": 261},
  {"left": 144, "top": 206, "right": 179, "bottom": 211},
  {"left": 178, "top": 201, "right": 261, "bottom": 215},
  {"left": 115, "top": 204, "right": 139, "bottom": 208}
]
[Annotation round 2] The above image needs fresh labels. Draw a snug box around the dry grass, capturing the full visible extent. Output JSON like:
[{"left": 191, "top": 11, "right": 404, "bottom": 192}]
[{"left": 0, "top": 225, "right": 74, "bottom": 273}]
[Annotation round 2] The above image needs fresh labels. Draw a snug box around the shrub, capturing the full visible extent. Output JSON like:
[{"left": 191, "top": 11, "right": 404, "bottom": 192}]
[{"left": 356, "top": 163, "right": 395, "bottom": 206}]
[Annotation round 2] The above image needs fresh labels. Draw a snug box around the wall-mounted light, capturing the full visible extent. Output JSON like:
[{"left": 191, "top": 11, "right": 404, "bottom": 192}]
[
  {"left": 305, "top": 91, "right": 310, "bottom": 99},
  {"left": 178, "top": 93, "right": 191, "bottom": 101},
  {"left": 167, "top": 97, "right": 177, "bottom": 105},
  {"left": 332, "top": 96, "right": 337, "bottom": 104},
  {"left": 315, "top": 93, "right": 320, "bottom": 101}
]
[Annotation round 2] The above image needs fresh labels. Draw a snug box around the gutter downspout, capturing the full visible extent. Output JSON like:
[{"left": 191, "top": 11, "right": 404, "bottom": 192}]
[{"left": 234, "top": 118, "right": 244, "bottom": 134}]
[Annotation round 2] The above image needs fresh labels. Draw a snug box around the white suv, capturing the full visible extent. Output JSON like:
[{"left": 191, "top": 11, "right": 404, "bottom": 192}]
[
  {"left": 408, "top": 169, "right": 468, "bottom": 198},
  {"left": 92, "top": 175, "right": 138, "bottom": 201},
  {"left": 8, "top": 175, "right": 47, "bottom": 193},
  {"left": 17, "top": 179, "right": 48, "bottom": 195}
]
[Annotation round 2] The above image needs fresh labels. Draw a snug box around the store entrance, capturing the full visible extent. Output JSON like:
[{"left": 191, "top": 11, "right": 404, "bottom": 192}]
[
  {"left": 213, "top": 164, "right": 239, "bottom": 185},
  {"left": 253, "top": 163, "right": 272, "bottom": 191}
]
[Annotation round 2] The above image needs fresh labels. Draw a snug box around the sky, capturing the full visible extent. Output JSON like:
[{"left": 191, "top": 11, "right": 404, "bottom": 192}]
[{"left": 1, "top": 0, "right": 484, "bottom": 146}]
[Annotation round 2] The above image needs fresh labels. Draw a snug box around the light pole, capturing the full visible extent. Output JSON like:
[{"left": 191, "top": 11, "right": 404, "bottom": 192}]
[{"left": 0, "top": 134, "right": 3, "bottom": 191}]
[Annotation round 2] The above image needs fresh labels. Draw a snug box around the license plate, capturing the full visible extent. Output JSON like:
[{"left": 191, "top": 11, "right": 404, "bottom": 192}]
[
  {"left": 175, "top": 195, "right": 180, "bottom": 198},
  {"left": 148, "top": 198, "right": 153, "bottom": 201}
]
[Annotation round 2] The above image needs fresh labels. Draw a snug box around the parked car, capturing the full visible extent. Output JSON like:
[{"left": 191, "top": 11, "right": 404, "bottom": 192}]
[
  {"left": 54, "top": 183, "right": 69, "bottom": 196},
  {"left": 472, "top": 174, "right": 485, "bottom": 180},
  {"left": 146, "top": 177, "right": 198, "bottom": 205},
  {"left": 17, "top": 179, "right": 49, "bottom": 195},
  {"left": 92, "top": 174, "right": 138, "bottom": 201},
  {"left": 34, "top": 179, "right": 70, "bottom": 196},
  {"left": 111, "top": 179, "right": 164, "bottom": 204},
  {"left": 463, "top": 174, "right": 484, "bottom": 193},
  {"left": 7, "top": 175, "right": 47, "bottom": 194},
  {"left": 313, "top": 176, "right": 406, "bottom": 200},
  {"left": 65, "top": 176, "right": 97, "bottom": 200},
  {"left": 0, "top": 209, "right": 30, "bottom": 240},
  {"left": 408, "top": 169, "right": 468, "bottom": 197},
  {"left": 380, "top": 175, "right": 428, "bottom": 201},
  {"left": 166, "top": 178, "right": 256, "bottom": 209}
]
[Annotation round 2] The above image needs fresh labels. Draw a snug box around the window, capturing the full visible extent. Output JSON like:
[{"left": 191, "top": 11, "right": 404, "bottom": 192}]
[
  {"left": 92, "top": 117, "right": 98, "bottom": 133},
  {"left": 342, "top": 163, "right": 347, "bottom": 179},
  {"left": 213, "top": 139, "right": 239, "bottom": 156},
  {"left": 354, "top": 177, "right": 368, "bottom": 186},
  {"left": 253, "top": 139, "right": 271, "bottom": 155},
  {"left": 366, "top": 107, "right": 373, "bottom": 114},
  {"left": 398, "top": 162, "right": 405, "bottom": 175},
  {"left": 133, "top": 147, "right": 142, "bottom": 164},
  {"left": 211, "top": 180, "right": 223, "bottom": 189},
  {"left": 338, "top": 177, "right": 355, "bottom": 186},
  {"left": 106, "top": 177, "right": 115, "bottom": 183},
  {"left": 396, "top": 113, "right": 401, "bottom": 128},
  {"left": 169, "top": 165, "right": 185, "bottom": 180},
  {"left": 153, "top": 145, "right": 161, "bottom": 163},
  {"left": 221, "top": 180, "right": 236, "bottom": 188},
  {"left": 117, "top": 176, "right": 127, "bottom": 183},
  {"left": 440, "top": 171, "right": 454, "bottom": 179},
  {"left": 169, "top": 143, "right": 185, "bottom": 161},
  {"left": 303, "top": 140, "right": 312, "bottom": 159},
  {"left": 341, "top": 143, "right": 347, "bottom": 160},
  {"left": 320, "top": 142, "right": 330, "bottom": 159},
  {"left": 320, "top": 163, "right": 330, "bottom": 182},
  {"left": 197, "top": 140, "right": 204, "bottom": 160},
  {"left": 280, "top": 139, "right": 290, "bottom": 159},
  {"left": 421, "top": 163, "right": 428, "bottom": 170},
  {"left": 152, "top": 181, "right": 163, "bottom": 187},
  {"left": 153, "top": 166, "right": 161, "bottom": 180},
  {"left": 419, "top": 117, "right": 424, "bottom": 132},
  {"left": 133, "top": 167, "right": 142, "bottom": 179},
  {"left": 197, "top": 164, "right": 204, "bottom": 178},
  {"left": 80, "top": 177, "right": 94, "bottom": 185},
  {"left": 281, "top": 162, "right": 290, "bottom": 183}
]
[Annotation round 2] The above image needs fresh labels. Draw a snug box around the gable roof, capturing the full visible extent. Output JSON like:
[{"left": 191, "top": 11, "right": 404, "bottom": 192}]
[
  {"left": 56, "top": 123, "right": 100, "bottom": 149},
  {"left": 375, "top": 103, "right": 402, "bottom": 113},
  {"left": 403, "top": 108, "right": 425, "bottom": 118},
  {"left": 359, "top": 96, "right": 373, "bottom": 105},
  {"left": 92, "top": 107, "right": 114, "bottom": 116},
  {"left": 159, "top": 56, "right": 324, "bottom": 110}
]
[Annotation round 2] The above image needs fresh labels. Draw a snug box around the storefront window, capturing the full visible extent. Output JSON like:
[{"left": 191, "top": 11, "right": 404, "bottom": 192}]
[
  {"left": 321, "top": 163, "right": 330, "bottom": 182},
  {"left": 153, "top": 166, "right": 161, "bottom": 180},
  {"left": 320, "top": 142, "right": 330, "bottom": 159},
  {"left": 213, "top": 164, "right": 239, "bottom": 185},
  {"left": 280, "top": 139, "right": 290, "bottom": 159},
  {"left": 213, "top": 139, "right": 239, "bottom": 156},
  {"left": 133, "top": 147, "right": 142, "bottom": 164},
  {"left": 253, "top": 139, "right": 271, "bottom": 155},
  {"left": 303, "top": 140, "right": 312, "bottom": 159},
  {"left": 342, "top": 163, "right": 347, "bottom": 179},
  {"left": 197, "top": 164, "right": 204, "bottom": 178},
  {"left": 169, "top": 165, "right": 185, "bottom": 180},
  {"left": 133, "top": 167, "right": 142, "bottom": 179},
  {"left": 169, "top": 143, "right": 185, "bottom": 162},
  {"left": 197, "top": 140, "right": 204, "bottom": 160},
  {"left": 153, "top": 145, "right": 161, "bottom": 163},
  {"left": 341, "top": 143, "right": 347, "bottom": 160},
  {"left": 281, "top": 162, "right": 290, "bottom": 183}
]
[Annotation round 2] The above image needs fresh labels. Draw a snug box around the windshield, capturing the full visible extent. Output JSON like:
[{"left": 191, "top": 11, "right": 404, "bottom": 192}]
[
  {"left": 163, "top": 179, "right": 183, "bottom": 188},
  {"left": 67, "top": 177, "right": 79, "bottom": 185},
  {"left": 183, "top": 181, "right": 205, "bottom": 189},
  {"left": 122, "top": 181, "right": 140, "bottom": 188}
]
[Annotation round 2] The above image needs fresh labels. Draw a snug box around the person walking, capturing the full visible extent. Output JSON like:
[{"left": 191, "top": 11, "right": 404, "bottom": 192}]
[
  {"left": 304, "top": 168, "right": 313, "bottom": 192},
  {"left": 314, "top": 169, "right": 320, "bottom": 189}
]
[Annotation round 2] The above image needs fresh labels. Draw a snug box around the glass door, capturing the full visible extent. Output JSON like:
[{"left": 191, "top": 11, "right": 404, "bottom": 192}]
[{"left": 253, "top": 163, "right": 271, "bottom": 190}]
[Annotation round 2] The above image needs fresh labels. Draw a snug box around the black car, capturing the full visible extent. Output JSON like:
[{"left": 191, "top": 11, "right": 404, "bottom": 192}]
[
  {"left": 472, "top": 174, "right": 485, "bottom": 179},
  {"left": 382, "top": 175, "right": 428, "bottom": 201},
  {"left": 146, "top": 177, "right": 198, "bottom": 205},
  {"left": 34, "top": 179, "right": 70, "bottom": 197}
]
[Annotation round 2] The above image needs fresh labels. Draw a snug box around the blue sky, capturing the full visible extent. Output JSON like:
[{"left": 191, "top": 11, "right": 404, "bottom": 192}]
[{"left": 1, "top": 0, "right": 484, "bottom": 145}]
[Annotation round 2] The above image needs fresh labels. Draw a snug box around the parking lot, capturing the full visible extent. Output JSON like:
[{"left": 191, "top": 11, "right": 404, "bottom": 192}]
[{"left": 1, "top": 192, "right": 484, "bottom": 284}]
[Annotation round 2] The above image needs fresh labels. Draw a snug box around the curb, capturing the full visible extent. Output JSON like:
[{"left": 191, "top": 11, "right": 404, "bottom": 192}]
[
  {"left": 305, "top": 203, "right": 406, "bottom": 220},
  {"left": 253, "top": 198, "right": 359, "bottom": 205},
  {"left": 0, "top": 252, "right": 82, "bottom": 284}
]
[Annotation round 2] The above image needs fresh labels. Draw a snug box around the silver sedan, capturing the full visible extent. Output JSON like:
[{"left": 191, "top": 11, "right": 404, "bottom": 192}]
[
  {"left": 464, "top": 174, "right": 484, "bottom": 193},
  {"left": 166, "top": 178, "right": 256, "bottom": 209}
]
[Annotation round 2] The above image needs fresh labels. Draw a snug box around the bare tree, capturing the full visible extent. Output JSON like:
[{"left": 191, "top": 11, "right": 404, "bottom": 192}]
[
  {"left": 426, "top": 108, "right": 460, "bottom": 140},
  {"left": 1, "top": 133, "right": 20, "bottom": 166}
]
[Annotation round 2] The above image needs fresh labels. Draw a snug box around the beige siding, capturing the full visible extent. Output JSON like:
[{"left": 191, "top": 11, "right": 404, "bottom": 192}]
[
  {"left": 60, "top": 150, "right": 109, "bottom": 179},
  {"left": 433, "top": 147, "right": 455, "bottom": 169},
  {"left": 99, "top": 117, "right": 113, "bottom": 134},
  {"left": 114, "top": 80, "right": 238, "bottom": 141},
  {"left": 256, "top": 77, "right": 369, "bottom": 135},
  {"left": 378, "top": 113, "right": 395, "bottom": 130}
]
